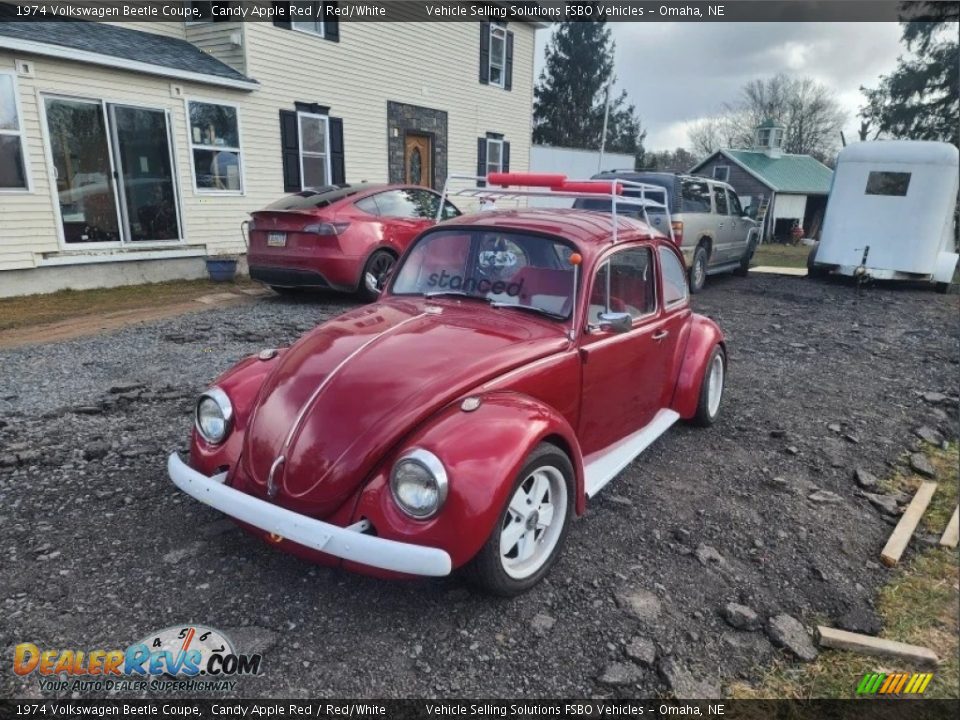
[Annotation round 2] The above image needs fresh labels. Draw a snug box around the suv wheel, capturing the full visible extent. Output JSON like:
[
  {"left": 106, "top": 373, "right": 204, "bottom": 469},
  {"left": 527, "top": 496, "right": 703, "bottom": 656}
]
[
  {"left": 689, "top": 244, "right": 708, "bottom": 293},
  {"left": 734, "top": 235, "right": 757, "bottom": 277}
]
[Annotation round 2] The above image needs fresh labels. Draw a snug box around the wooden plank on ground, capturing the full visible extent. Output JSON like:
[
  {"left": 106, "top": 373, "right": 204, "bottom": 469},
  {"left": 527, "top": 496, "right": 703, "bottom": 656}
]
[
  {"left": 748, "top": 266, "right": 809, "bottom": 277},
  {"left": 940, "top": 506, "right": 959, "bottom": 549},
  {"left": 817, "top": 626, "right": 939, "bottom": 666},
  {"left": 880, "top": 481, "right": 937, "bottom": 567}
]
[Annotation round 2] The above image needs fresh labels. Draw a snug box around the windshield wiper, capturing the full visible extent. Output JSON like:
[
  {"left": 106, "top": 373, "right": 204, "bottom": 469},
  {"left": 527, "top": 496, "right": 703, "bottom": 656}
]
[
  {"left": 424, "top": 290, "right": 491, "bottom": 303},
  {"left": 489, "top": 302, "right": 567, "bottom": 321}
]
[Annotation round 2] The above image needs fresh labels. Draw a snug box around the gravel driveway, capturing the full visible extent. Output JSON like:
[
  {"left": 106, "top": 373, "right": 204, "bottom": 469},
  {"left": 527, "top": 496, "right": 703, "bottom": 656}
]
[{"left": 1, "top": 274, "right": 957, "bottom": 699}]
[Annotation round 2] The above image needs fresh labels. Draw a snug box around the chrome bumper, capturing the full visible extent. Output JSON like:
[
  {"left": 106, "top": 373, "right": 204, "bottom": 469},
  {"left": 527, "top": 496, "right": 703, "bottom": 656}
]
[{"left": 167, "top": 453, "right": 452, "bottom": 577}]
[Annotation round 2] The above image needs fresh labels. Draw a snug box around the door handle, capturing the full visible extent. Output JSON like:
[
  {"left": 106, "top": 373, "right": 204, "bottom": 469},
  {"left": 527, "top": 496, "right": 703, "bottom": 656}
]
[{"left": 653, "top": 329, "right": 669, "bottom": 341}]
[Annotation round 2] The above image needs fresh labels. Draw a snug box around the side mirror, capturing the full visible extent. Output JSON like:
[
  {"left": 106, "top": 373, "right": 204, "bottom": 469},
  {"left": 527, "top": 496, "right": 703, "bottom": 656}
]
[{"left": 598, "top": 311, "right": 633, "bottom": 333}]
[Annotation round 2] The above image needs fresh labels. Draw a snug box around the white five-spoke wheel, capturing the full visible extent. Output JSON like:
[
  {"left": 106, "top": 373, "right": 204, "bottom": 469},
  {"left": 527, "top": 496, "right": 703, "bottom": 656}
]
[
  {"left": 466, "top": 443, "right": 574, "bottom": 596},
  {"left": 693, "top": 345, "right": 725, "bottom": 427},
  {"left": 500, "top": 465, "right": 567, "bottom": 580}
]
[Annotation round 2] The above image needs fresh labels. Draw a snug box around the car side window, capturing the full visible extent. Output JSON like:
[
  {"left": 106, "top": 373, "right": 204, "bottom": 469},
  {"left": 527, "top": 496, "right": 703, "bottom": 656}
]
[
  {"left": 681, "top": 179, "right": 711, "bottom": 213},
  {"left": 372, "top": 189, "right": 429, "bottom": 219},
  {"left": 355, "top": 196, "right": 380, "bottom": 216},
  {"left": 411, "top": 190, "right": 462, "bottom": 221},
  {"left": 728, "top": 190, "right": 744, "bottom": 217},
  {"left": 589, "top": 247, "right": 656, "bottom": 324},
  {"left": 659, "top": 247, "right": 689, "bottom": 306},
  {"left": 713, "top": 185, "right": 729, "bottom": 215}
]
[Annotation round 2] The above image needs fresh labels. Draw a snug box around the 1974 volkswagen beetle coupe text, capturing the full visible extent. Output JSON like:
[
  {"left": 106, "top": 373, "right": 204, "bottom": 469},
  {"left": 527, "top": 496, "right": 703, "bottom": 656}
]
[{"left": 167, "top": 173, "right": 727, "bottom": 595}]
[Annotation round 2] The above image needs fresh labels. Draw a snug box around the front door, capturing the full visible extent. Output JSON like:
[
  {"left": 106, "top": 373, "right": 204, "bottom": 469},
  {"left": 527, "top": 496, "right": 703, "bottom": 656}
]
[
  {"left": 404, "top": 133, "right": 432, "bottom": 188},
  {"left": 578, "top": 246, "right": 662, "bottom": 454}
]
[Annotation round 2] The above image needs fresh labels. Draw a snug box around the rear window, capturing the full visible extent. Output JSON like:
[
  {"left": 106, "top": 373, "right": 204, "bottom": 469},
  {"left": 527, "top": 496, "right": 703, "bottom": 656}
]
[
  {"left": 265, "top": 184, "right": 379, "bottom": 211},
  {"left": 865, "top": 171, "right": 911, "bottom": 196}
]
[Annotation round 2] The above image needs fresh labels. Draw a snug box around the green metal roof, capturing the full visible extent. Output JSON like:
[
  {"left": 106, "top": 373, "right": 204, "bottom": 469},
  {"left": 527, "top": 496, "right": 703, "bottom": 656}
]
[{"left": 721, "top": 149, "right": 833, "bottom": 194}]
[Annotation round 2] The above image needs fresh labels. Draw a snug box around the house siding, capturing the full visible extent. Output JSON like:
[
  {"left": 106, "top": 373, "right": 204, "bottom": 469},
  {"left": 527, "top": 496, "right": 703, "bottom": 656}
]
[
  {"left": 693, "top": 153, "right": 771, "bottom": 209},
  {"left": 0, "top": 21, "right": 536, "bottom": 279}
]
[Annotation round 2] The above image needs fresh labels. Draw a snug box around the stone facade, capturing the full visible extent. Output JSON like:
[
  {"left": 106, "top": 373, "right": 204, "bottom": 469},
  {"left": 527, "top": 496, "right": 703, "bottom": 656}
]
[{"left": 387, "top": 101, "right": 448, "bottom": 190}]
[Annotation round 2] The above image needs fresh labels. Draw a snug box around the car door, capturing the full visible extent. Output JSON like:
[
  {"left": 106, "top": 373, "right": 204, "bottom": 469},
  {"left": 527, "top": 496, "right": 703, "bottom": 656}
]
[
  {"left": 655, "top": 246, "right": 692, "bottom": 405},
  {"left": 726, "top": 189, "right": 752, "bottom": 258},
  {"left": 578, "top": 245, "right": 670, "bottom": 455},
  {"left": 710, "top": 182, "right": 735, "bottom": 263}
]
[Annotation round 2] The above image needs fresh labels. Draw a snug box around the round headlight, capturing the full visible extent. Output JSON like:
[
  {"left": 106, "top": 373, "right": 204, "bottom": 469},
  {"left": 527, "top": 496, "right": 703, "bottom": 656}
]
[
  {"left": 195, "top": 387, "right": 233, "bottom": 445},
  {"left": 390, "top": 449, "right": 448, "bottom": 519}
]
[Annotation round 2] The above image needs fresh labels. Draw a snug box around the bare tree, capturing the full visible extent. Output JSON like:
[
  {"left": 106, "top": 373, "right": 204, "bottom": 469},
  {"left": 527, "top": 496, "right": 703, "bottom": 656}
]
[{"left": 686, "top": 74, "right": 846, "bottom": 163}]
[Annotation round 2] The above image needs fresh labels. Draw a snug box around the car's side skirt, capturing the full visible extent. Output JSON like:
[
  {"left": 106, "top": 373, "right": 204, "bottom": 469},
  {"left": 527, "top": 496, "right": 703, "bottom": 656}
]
[{"left": 583, "top": 409, "right": 680, "bottom": 498}]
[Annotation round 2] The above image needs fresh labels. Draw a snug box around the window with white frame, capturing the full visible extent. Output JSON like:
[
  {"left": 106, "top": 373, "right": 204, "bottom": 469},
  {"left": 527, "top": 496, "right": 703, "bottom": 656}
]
[
  {"left": 0, "top": 73, "right": 28, "bottom": 190},
  {"left": 188, "top": 100, "right": 243, "bottom": 192},
  {"left": 486, "top": 137, "right": 503, "bottom": 175},
  {"left": 489, "top": 25, "right": 507, "bottom": 87},
  {"left": 292, "top": 0, "right": 324, "bottom": 36},
  {"left": 298, "top": 112, "right": 330, "bottom": 188},
  {"left": 712, "top": 165, "right": 730, "bottom": 182}
]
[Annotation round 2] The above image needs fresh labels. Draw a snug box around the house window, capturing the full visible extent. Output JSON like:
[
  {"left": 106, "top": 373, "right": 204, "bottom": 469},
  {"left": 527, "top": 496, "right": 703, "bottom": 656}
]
[
  {"left": 292, "top": 0, "right": 324, "bottom": 36},
  {"left": 489, "top": 25, "right": 507, "bottom": 87},
  {"left": 712, "top": 165, "right": 730, "bottom": 182},
  {"left": 0, "top": 73, "right": 28, "bottom": 190},
  {"left": 298, "top": 112, "right": 330, "bottom": 188},
  {"left": 865, "top": 171, "right": 911, "bottom": 197},
  {"left": 188, "top": 101, "right": 243, "bottom": 192},
  {"left": 486, "top": 138, "right": 503, "bottom": 175}
]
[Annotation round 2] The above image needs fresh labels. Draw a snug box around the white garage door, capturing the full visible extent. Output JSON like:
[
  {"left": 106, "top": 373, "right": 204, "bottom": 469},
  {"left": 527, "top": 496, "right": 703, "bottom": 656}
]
[{"left": 773, "top": 194, "right": 807, "bottom": 220}]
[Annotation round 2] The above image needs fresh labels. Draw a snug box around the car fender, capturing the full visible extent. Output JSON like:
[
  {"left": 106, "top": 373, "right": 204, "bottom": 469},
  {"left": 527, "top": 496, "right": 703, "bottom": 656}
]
[
  {"left": 669, "top": 314, "right": 725, "bottom": 420},
  {"left": 189, "top": 350, "right": 286, "bottom": 476},
  {"left": 346, "top": 390, "right": 585, "bottom": 574}
]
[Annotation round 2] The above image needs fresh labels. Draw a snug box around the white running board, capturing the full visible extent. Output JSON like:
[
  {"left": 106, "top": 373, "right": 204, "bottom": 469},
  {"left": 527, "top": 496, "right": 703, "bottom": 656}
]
[{"left": 583, "top": 409, "right": 680, "bottom": 498}]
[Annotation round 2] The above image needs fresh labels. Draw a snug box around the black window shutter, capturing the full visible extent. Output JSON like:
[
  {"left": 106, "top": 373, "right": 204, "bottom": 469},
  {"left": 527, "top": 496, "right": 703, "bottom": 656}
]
[
  {"left": 477, "top": 137, "right": 487, "bottom": 187},
  {"left": 479, "top": 22, "right": 490, "bottom": 85},
  {"left": 504, "top": 31, "right": 514, "bottom": 91},
  {"left": 329, "top": 117, "right": 345, "bottom": 184},
  {"left": 323, "top": 1, "right": 339, "bottom": 41},
  {"left": 279, "top": 110, "right": 301, "bottom": 192},
  {"left": 502, "top": 141, "right": 510, "bottom": 172},
  {"left": 272, "top": 1, "right": 291, "bottom": 29}
]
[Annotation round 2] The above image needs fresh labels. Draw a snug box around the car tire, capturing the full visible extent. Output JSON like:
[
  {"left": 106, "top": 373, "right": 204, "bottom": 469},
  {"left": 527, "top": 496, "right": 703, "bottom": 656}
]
[
  {"left": 689, "top": 244, "right": 708, "bottom": 293},
  {"left": 807, "top": 244, "right": 827, "bottom": 279},
  {"left": 733, "top": 235, "right": 757, "bottom": 277},
  {"left": 465, "top": 442, "right": 574, "bottom": 597},
  {"left": 691, "top": 345, "right": 725, "bottom": 427},
  {"left": 359, "top": 250, "right": 397, "bottom": 303}
]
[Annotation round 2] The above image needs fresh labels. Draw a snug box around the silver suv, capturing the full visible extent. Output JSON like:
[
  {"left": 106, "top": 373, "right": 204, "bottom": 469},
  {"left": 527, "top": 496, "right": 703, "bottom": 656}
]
[{"left": 590, "top": 171, "right": 759, "bottom": 292}]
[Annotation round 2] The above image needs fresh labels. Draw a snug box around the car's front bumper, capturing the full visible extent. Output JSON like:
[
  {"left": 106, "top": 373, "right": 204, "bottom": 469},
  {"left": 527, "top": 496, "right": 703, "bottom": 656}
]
[{"left": 167, "top": 453, "right": 452, "bottom": 577}]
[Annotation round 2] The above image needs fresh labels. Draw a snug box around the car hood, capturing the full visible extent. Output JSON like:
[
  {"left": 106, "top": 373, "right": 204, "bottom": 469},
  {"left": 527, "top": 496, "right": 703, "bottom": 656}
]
[{"left": 241, "top": 298, "right": 569, "bottom": 515}]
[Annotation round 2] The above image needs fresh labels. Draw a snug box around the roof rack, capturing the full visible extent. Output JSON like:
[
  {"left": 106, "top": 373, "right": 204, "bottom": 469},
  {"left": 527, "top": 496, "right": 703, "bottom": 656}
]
[{"left": 438, "top": 172, "right": 674, "bottom": 244}]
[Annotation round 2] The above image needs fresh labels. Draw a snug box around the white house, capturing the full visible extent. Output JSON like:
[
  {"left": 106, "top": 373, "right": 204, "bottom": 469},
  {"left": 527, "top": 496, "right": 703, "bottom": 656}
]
[{"left": 0, "top": 6, "right": 543, "bottom": 297}]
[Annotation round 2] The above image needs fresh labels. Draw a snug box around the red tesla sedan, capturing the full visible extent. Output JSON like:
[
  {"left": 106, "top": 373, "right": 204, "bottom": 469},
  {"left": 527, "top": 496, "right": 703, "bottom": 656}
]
[{"left": 247, "top": 183, "right": 461, "bottom": 301}]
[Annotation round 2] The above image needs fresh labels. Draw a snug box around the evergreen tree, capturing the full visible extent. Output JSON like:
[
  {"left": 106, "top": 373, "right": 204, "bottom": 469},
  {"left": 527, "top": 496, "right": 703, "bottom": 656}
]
[
  {"left": 533, "top": 20, "right": 646, "bottom": 166},
  {"left": 860, "top": 3, "right": 959, "bottom": 146}
]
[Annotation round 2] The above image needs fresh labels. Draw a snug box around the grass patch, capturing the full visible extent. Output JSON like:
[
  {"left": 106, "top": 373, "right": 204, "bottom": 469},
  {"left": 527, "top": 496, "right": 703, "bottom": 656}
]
[
  {"left": 0, "top": 277, "right": 254, "bottom": 332},
  {"left": 752, "top": 243, "right": 811, "bottom": 269},
  {"left": 732, "top": 443, "right": 959, "bottom": 699}
]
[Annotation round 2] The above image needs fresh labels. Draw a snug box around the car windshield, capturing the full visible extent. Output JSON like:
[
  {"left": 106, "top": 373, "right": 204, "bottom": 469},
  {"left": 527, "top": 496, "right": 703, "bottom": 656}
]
[{"left": 391, "top": 229, "right": 578, "bottom": 320}]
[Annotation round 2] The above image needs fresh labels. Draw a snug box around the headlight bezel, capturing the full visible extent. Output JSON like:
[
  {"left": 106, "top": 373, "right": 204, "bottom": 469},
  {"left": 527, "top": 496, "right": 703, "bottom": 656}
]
[
  {"left": 390, "top": 448, "right": 448, "bottom": 520},
  {"left": 194, "top": 387, "right": 234, "bottom": 445}
]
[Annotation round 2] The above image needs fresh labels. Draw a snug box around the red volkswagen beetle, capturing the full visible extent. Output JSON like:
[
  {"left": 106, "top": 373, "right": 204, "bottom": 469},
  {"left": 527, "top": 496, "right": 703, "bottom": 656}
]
[
  {"left": 169, "top": 174, "right": 726, "bottom": 596},
  {"left": 247, "top": 183, "right": 461, "bottom": 301}
]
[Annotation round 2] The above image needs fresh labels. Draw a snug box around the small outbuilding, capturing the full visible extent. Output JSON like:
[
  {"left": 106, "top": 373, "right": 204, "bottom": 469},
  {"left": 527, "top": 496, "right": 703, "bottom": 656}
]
[
  {"left": 690, "top": 120, "right": 834, "bottom": 242},
  {"left": 810, "top": 140, "right": 959, "bottom": 290}
]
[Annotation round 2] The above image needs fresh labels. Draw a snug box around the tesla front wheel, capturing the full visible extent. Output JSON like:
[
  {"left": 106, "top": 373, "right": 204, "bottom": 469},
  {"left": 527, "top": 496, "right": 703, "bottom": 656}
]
[
  {"left": 359, "top": 250, "right": 396, "bottom": 302},
  {"left": 466, "top": 443, "right": 574, "bottom": 596}
]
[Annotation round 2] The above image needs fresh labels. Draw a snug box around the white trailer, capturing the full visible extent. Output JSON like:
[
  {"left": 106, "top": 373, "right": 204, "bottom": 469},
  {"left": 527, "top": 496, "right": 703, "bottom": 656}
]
[{"left": 809, "top": 141, "right": 959, "bottom": 291}]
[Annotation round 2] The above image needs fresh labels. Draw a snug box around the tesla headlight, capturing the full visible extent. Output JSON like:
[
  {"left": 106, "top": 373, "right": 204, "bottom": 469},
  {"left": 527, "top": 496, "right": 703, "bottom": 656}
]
[
  {"left": 390, "top": 449, "right": 448, "bottom": 519},
  {"left": 195, "top": 387, "right": 233, "bottom": 445}
]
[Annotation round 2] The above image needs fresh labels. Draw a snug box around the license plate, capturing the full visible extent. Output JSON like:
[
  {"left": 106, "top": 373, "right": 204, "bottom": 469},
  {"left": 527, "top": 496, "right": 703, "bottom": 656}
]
[{"left": 267, "top": 232, "right": 287, "bottom": 247}]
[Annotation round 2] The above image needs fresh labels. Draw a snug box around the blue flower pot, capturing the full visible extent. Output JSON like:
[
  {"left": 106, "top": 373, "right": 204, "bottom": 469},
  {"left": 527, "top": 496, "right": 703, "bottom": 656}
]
[{"left": 206, "top": 258, "right": 237, "bottom": 282}]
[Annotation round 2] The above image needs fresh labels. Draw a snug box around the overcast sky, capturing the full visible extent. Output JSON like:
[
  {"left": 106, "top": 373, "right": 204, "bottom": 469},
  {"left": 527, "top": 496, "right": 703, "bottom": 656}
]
[{"left": 533, "top": 22, "right": 905, "bottom": 151}]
